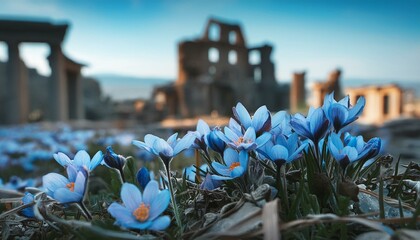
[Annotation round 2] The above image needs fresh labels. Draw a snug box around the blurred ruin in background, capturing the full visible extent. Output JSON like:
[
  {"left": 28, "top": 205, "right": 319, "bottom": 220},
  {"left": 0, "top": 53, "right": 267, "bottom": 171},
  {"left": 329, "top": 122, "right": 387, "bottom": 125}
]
[{"left": 0, "top": 17, "right": 419, "bottom": 165}]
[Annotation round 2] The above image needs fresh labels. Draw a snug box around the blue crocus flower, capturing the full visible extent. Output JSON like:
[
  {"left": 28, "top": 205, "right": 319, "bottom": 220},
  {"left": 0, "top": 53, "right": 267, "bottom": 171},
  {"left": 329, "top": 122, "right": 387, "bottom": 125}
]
[
  {"left": 290, "top": 107, "right": 330, "bottom": 145},
  {"left": 216, "top": 126, "right": 271, "bottom": 151},
  {"left": 2, "top": 176, "right": 35, "bottom": 191},
  {"left": 102, "top": 146, "right": 126, "bottom": 171},
  {"left": 205, "top": 127, "right": 226, "bottom": 154},
  {"left": 21, "top": 192, "right": 35, "bottom": 218},
  {"left": 322, "top": 92, "right": 365, "bottom": 132},
  {"left": 211, "top": 148, "right": 249, "bottom": 180},
  {"left": 344, "top": 133, "right": 382, "bottom": 162},
  {"left": 108, "top": 181, "right": 170, "bottom": 231},
  {"left": 136, "top": 167, "right": 151, "bottom": 190},
  {"left": 53, "top": 150, "right": 103, "bottom": 172},
  {"left": 258, "top": 133, "right": 308, "bottom": 167},
  {"left": 328, "top": 132, "right": 360, "bottom": 169},
  {"left": 132, "top": 132, "right": 196, "bottom": 166},
  {"left": 42, "top": 165, "right": 88, "bottom": 204},
  {"left": 190, "top": 119, "right": 211, "bottom": 150},
  {"left": 232, "top": 102, "right": 271, "bottom": 136}
]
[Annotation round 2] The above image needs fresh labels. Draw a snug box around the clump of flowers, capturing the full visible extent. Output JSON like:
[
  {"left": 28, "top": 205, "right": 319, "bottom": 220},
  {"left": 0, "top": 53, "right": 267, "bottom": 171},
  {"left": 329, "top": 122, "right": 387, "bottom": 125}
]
[{"left": 4, "top": 92, "right": 417, "bottom": 240}]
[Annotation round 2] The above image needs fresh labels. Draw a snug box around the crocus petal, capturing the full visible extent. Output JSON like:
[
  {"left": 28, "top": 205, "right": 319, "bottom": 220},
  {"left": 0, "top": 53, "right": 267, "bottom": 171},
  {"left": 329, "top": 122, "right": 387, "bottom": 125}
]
[
  {"left": 215, "top": 129, "right": 231, "bottom": 144},
  {"left": 329, "top": 141, "right": 341, "bottom": 160},
  {"left": 74, "top": 150, "right": 91, "bottom": 169},
  {"left": 230, "top": 166, "right": 245, "bottom": 178},
  {"left": 309, "top": 108, "right": 327, "bottom": 140},
  {"left": 53, "top": 152, "right": 71, "bottom": 167},
  {"left": 53, "top": 188, "right": 83, "bottom": 203},
  {"left": 89, "top": 151, "right": 103, "bottom": 171},
  {"left": 223, "top": 148, "right": 239, "bottom": 166},
  {"left": 348, "top": 96, "right": 366, "bottom": 122},
  {"left": 153, "top": 139, "right": 173, "bottom": 159},
  {"left": 136, "top": 167, "right": 151, "bottom": 190},
  {"left": 243, "top": 127, "right": 256, "bottom": 142},
  {"left": 288, "top": 143, "right": 308, "bottom": 162},
  {"left": 148, "top": 216, "right": 171, "bottom": 231},
  {"left": 144, "top": 134, "right": 159, "bottom": 147},
  {"left": 43, "top": 173, "right": 69, "bottom": 196},
  {"left": 338, "top": 95, "right": 350, "bottom": 107},
  {"left": 212, "top": 162, "right": 231, "bottom": 176},
  {"left": 224, "top": 127, "right": 240, "bottom": 143},
  {"left": 167, "top": 133, "right": 178, "bottom": 148},
  {"left": 66, "top": 165, "right": 78, "bottom": 182},
  {"left": 211, "top": 175, "right": 233, "bottom": 180},
  {"left": 121, "top": 183, "right": 142, "bottom": 212},
  {"left": 132, "top": 140, "right": 153, "bottom": 154},
  {"left": 269, "top": 145, "right": 289, "bottom": 162},
  {"left": 286, "top": 133, "right": 299, "bottom": 155},
  {"left": 173, "top": 133, "right": 195, "bottom": 156},
  {"left": 148, "top": 190, "right": 170, "bottom": 220},
  {"left": 125, "top": 220, "right": 153, "bottom": 230},
  {"left": 290, "top": 114, "right": 312, "bottom": 139},
  {"left": 233, "top": 102, "right": 252, "bottom": 129},
  {"left": 255, "top": 132, "right": 271, "bottom": 147},
  {"left": 229, "top": 118, "right": 243, "bottom": 135},
  {"left": 328, "top": 104, "right": 348, "bottom": 131},
  {"left": 108, "top": 202, "right": 137, "bottom": 226},
  {"left": 197, "top": 119, "right": 210, "bottom": 135},
  {"left": 252, "top": 105, "right": 270, "bottom": 132},
  {"left": 238, "top": 150, "right": 249, "bottom": 169},
  {"left": 73, "top": 171, "right": 87, "bottom": 196},
  {"left": 342, "top": 146, "right": 359, "bottom": 162},
  {"left": 143, "top": 180, "right": 159, "bottom": 206},
  {"left": 330, "top": 133, "right": 344, "bottom": 149}
]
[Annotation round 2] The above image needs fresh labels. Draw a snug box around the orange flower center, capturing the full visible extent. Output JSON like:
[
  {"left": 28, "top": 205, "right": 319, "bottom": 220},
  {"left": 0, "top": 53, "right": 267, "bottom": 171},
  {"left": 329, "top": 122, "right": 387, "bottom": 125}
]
[
  {"left": 66, "top": 182, "right": 75, "bottom": 192},
  {"left": 235, "top": 137, "right": 247, "bottom": 145},
  {"left": 229, "top": 162, "right": 240, "bottom": 171},
  {"left": 133, "top": 203, "right": 150, "bottom": 222}
]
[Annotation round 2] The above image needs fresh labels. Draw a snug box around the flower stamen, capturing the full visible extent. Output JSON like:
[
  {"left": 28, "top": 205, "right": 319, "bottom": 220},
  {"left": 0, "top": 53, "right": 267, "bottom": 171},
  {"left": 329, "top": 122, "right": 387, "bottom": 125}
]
[
  {"left": 229, "top": 162, "right": 240, "bottom": 171},
  {"left": 133, "top": 203, "right": 150, "bottom": 222},
  {"left": 66, "top": 182, "right": 75, "bottom": 192}
]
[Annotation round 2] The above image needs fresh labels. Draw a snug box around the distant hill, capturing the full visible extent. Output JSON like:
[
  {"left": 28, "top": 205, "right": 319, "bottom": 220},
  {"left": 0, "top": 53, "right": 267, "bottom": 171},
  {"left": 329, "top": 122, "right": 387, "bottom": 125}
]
[{"left": 91, "top": 73, "right": 173, "bottom": 101}]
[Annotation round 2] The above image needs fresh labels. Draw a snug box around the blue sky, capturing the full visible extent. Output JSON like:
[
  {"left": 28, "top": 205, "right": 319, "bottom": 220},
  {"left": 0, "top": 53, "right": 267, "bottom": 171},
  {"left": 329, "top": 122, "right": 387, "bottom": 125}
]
[{"left": 0, "top": 0, "right": 419, "bottom": 82}]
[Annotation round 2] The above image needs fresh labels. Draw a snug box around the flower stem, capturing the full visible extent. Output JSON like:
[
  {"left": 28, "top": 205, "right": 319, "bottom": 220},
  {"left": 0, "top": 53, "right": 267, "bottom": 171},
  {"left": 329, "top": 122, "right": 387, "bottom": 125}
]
[
  {"left": 165, "top": 164, "right": 183, "bottom": 231},
  {"left": 118, "top": 168, "right": 126, "bottom": 183},
  {"left": 77, "top": 201, "right": 92, "bottom": 221}
]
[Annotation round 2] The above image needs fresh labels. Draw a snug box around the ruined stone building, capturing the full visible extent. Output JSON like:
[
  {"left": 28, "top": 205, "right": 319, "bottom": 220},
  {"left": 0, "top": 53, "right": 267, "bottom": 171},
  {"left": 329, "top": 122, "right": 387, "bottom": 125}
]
[
  {"left": 151, "top": 18, "right": 289, "bottom": 118},
  {"left": 311, "top": 69, "right": 344, "bottom": 108},
  {"left": 0, "top": 19, "right": 84, "bottom": 124},
  {"left": 346, "top": 84, "right": 418, "bottom": 125},
  {"left": 310, "top": 69, "right": 419, "bottom": 125}
]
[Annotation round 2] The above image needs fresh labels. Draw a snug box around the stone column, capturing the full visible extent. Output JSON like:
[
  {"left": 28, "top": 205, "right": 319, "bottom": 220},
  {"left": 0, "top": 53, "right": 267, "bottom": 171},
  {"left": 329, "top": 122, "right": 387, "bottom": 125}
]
[
  {"left": 67, "top": 71, "right": 84, "bottom": 120},
  {"left": 6, "top": 41, "right": 28, "bottom": 124},
  {"left": 48, "top": 44, "right": 68, "bottom": 121},
  {"left": 290, "top": 72, "right": 306, "bottom": 113}
]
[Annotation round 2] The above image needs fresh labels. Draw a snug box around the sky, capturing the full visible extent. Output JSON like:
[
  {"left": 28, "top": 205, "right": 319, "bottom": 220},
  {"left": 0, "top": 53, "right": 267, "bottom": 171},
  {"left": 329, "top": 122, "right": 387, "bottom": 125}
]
[{"left": 0, "top": 0, "right": 419, "bottom": 83}]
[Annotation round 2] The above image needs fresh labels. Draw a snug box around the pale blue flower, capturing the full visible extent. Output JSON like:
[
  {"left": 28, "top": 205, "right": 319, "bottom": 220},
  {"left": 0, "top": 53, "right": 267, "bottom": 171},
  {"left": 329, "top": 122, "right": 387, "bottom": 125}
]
[
  {"left": 132, "top": 132, "right": 196, "bottom": 166},
  {"left": 211, "top": 149, "right": 248, "bottom": 180},
  {"left": 53, "top": 150, "right": 103, "bottom": 172},
  {"left": 322, "top": 92, "right": 365, "bottom": 132},
  {"left": 42, "top": 165, "right": 88, "bottom": 204},
  {"left": 258, "top": 133, "right": 308, "bottom": 167},
  {"left": 290, "top": 107, "right": 330, "bottom": 145},
  {"left": 108, "top": 181, "right": 170, "bottom": 231},
  {"left": 232, "top": 102, "right": 271, "bottom": 136},
  {"left": 216, "top": 126, "right": 271, "bottom": 151},
  {"left": 21, "top": 192, "right": 35, "bottom": 218}
]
